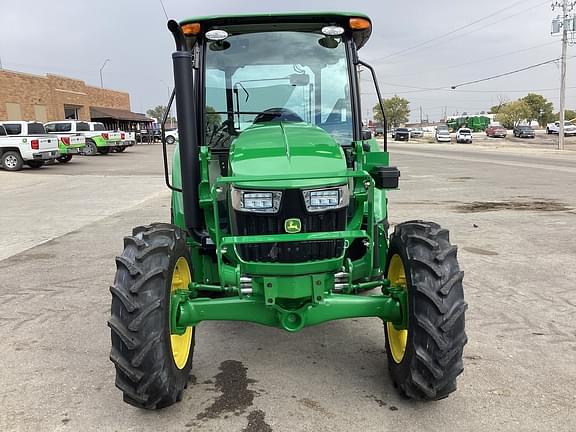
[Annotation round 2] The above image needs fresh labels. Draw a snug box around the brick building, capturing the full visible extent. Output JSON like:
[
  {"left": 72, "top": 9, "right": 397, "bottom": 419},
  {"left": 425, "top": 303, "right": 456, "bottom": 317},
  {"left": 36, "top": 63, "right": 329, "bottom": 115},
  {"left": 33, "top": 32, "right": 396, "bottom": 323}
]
[{"left": 0, "top": 69, "right": 151, "bottom": 130}]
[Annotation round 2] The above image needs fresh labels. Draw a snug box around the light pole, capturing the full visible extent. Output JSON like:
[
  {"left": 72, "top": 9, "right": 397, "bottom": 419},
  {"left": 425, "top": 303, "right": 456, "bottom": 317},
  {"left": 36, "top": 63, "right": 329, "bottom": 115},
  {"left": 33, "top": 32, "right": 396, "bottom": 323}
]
[
  {"left": 99, "top": 59, "right": 110, "bottom": 89},
  {"left": 160, "top": 80, "right": 172, "bottom": 128}
]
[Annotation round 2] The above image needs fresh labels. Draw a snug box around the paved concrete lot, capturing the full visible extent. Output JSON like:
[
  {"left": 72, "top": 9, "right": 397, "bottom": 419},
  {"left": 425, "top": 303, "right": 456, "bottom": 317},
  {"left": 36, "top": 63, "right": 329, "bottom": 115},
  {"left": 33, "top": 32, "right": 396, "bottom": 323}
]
[{"left": 1, "top": 143, "right": 575, "bottom": 431}]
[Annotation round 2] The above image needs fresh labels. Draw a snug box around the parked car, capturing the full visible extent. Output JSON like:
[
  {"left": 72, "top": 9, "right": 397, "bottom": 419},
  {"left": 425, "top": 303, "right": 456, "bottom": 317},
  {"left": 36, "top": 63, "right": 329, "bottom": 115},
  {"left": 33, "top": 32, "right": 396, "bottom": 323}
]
[
  {"left": 409, "top": 127, "right": 424, "bottom": 138},
  {"left": 393, "top": 127, "right": 410, "bottom": 141},
  {"left": 485, "top": 125, "right": 507, "bottom": 138},
  {"left": 456, "top": 128, "right": 473, "bottom": 143},
  {"left": 164, "top": 128, "right": 179, "bottom": 145},
  {"left": 137, "top": 129, "right": 161, "bottom": 143},
  {"left": 0, "top": 124, "right": 59, "bottom": 171},
  {"left": 42, "top": 122, "right": 86, "bottom": 163},
  {"left": 2, "top": 120, "right": 83, "bottom": 164},
  {"left": 513, "top": 125, "right": 535, "bottom": 138},
  {"left": 546, "top": 121, "right": 576, "bottom": 136},
  {"left": 87, "top": 122, "right": 124, "bottom": 154},
  {"left": 435, "top": 128, "right": 451, "bottom": 142},
  {"left": 113, "top": 131, "right": 136, "bottom": 152},
  {"left": 374, "top": 127, "right": 384, "bottom": 137},
  {"left": 45, "top": 120, "right": 121, "bottom": 156}
]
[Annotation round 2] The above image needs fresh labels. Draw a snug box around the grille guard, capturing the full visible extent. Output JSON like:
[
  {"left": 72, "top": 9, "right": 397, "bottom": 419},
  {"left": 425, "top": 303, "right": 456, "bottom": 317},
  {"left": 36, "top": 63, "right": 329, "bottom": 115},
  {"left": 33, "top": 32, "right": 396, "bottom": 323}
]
[{"left": 210, "top": 170, "right": 375, "bottom": 280}]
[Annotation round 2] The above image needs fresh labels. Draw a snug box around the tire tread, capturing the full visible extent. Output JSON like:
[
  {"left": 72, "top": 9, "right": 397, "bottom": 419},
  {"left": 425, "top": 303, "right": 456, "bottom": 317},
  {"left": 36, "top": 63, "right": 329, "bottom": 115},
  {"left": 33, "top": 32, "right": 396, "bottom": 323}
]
[{"left": 386, "top": 220, "right": 467, "bottom": 401}]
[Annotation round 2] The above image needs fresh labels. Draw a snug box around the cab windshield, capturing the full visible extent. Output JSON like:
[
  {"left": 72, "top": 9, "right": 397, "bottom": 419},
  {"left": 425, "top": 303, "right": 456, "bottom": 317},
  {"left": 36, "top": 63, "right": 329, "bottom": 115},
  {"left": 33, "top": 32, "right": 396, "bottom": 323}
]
[{"left": 204, "top": 31, "right": 353, "bottom": 148}]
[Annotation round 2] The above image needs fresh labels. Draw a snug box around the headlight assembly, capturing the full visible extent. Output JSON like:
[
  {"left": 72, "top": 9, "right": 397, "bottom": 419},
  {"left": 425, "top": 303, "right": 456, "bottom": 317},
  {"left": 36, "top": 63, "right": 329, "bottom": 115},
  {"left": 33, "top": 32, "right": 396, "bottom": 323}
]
[
  {"left": 303, "top": 185, "right": 349, "bottom": 212},
  {"left": 231, "top": 188, "right": 282, "bottom": 213}
]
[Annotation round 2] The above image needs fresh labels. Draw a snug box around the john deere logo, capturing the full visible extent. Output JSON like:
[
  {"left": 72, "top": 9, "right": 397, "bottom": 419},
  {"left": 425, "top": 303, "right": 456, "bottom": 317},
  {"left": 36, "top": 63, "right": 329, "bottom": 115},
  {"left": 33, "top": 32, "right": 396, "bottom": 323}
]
[{"left": 285, "top": 218, "right": 301, "bottom": 233}]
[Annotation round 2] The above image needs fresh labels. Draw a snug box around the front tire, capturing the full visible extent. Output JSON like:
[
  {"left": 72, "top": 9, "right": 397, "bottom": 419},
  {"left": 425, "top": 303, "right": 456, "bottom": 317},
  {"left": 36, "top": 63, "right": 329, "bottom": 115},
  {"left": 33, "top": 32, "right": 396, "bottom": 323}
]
[
  {"left": 384, "top": 221, "right": 467, "bottom": 400},
  {"left": 165, "top": 135, "right": 175, "bottom": 145},
  {"left": 108, "top": 223, "right": 195, "bottom": 409}
]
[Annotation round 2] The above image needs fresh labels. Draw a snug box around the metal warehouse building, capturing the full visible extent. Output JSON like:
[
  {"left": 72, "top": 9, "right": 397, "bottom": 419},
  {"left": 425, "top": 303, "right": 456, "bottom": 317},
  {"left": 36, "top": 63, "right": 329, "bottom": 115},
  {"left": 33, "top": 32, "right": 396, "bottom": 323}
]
[{"left": 0, "top": 69, "right": 152, "bottom": 130}]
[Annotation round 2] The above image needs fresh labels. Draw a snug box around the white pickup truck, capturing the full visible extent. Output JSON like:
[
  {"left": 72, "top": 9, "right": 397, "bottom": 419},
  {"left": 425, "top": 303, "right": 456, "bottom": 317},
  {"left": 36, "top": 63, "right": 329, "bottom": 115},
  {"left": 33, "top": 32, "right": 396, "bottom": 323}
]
[
  {"left": 546, "top": 121, "right": 576, "bottom": 136},
  {"left": 88, "top": 122, "right": 123, "bottom": 155},
  {"left": 44, "top": 120, "right": 122, "bottom": 156},
  {"left": 115, "top": 131, "right": 135, "bottom": 153},
  {"left": 3, "top": 120, "right": 84, "bottom": 164},
  {"left": 43, "top": 122, "right": 86, "bottom": 163},
  {"left": 0, "top": 123, "right": 59, "bottom": 171}
]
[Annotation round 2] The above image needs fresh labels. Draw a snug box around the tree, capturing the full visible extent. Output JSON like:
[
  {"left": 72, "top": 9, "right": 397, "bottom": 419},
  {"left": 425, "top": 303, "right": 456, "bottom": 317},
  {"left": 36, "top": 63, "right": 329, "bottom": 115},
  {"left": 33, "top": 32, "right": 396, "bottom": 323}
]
[
  {"left": 146, "top": 105, "right": 168, "bottom": 121},
  {"left": 495, "top": 100, "right": 531, "bottom": 129},
  {"left": 373, "top": 95, "right": 410, "bottom": 128},
  {"left": 146, "top": 105, "right": 177, "bottom": 126},
  {"left": 206, "top": 106, "right": 221, "bottom": 128},
  {"left": 521, "top": 93, "right": 554, "bottom": 127},
  {"left": 489, "top": 96, "right": 509, "bottom": 114},
  {"left": 554, "top": 109, "right": 576, "bottom": 122}
]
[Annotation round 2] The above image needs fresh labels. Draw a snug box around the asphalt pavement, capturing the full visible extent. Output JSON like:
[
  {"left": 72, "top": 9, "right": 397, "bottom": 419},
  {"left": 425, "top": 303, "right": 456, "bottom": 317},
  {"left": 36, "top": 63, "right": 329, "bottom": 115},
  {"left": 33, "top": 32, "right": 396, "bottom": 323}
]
[{"left": 1, "top": 142, "right": 575, "bottom": 431}]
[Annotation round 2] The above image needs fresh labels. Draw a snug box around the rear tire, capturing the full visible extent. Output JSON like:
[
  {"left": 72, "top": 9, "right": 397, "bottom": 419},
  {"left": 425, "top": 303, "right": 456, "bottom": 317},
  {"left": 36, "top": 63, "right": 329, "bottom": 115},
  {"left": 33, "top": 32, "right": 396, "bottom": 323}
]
[
  {"left": 83, "top": 140, "right": 97, "bottom": 156},
  {"left": 384, "top": 220, "right": 467, "bottom": 400},
  {"left": 57, "top": 154, "right": 73, "bottom": 163},
  {"left": 1, "top": 151, "right": 24, "bottom": 171},
  {"left": 109, "top": 223, "right": 194, "bottom": 409},
  {"left": 165, "top": 135, "right": 175, "bottom": 145},
  {"left": 115, "top": 146, "right": 127, "bottom": 153},
  {"left": 98, "top": 146, "right": 111, "bottom": 155}
]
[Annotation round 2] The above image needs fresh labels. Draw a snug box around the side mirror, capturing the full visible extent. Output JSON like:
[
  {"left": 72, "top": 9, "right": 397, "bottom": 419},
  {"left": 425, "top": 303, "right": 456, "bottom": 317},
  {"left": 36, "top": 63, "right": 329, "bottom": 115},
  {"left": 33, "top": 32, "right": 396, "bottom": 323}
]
[{"left": 362, "top": 130, "right": 372, "bottom": 140}]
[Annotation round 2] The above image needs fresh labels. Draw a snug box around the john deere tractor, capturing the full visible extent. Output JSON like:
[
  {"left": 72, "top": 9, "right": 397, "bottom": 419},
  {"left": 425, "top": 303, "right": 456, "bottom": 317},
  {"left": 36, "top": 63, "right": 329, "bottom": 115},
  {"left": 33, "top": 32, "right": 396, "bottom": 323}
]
[{"left": 109, "top": 12, "right": 467, "bottom": 409}]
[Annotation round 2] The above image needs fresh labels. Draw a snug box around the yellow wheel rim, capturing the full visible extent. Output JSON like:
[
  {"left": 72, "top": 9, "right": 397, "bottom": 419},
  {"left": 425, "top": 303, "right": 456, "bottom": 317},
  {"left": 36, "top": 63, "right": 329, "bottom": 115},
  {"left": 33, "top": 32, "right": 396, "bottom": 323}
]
[
  {"left": 386, "top": 254, "right": 408, "bottom": 363},
  {"left": 170, "top": 257, "right": 193, "bottom": 369}
]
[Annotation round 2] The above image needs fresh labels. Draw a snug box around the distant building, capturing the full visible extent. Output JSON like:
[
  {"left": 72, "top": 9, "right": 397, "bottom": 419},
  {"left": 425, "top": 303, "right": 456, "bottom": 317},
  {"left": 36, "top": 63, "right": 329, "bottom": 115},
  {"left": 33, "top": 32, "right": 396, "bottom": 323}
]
[{"left": 0, "top": 69, "right": 152, "bottom": 130}]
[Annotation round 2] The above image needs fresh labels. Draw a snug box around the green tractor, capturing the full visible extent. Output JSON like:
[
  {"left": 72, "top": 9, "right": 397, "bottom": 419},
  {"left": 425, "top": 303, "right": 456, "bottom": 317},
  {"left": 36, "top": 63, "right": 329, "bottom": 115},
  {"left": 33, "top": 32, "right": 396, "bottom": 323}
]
[{"left": 109, "top": 12, "right": 467, "bottom": 409}]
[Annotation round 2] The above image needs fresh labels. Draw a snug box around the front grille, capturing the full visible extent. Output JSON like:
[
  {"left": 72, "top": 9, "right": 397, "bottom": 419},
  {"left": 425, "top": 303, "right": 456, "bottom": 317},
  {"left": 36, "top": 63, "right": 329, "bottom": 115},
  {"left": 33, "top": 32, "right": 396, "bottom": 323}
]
[{"left": 232, "top": 189, "right": 346, "bottom": 263}]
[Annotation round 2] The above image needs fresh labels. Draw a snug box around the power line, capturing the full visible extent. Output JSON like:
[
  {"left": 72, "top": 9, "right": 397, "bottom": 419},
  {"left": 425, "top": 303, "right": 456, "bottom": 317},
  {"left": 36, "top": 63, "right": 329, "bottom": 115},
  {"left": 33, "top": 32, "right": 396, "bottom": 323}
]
[
  {"left": 359, "top": 56, "right": 576, "bottom": 95},
  {"left": 362, "top": 85, "right": 576, "bottom": 96},
  {"left": 158, "top": 0, "right": 169, "bottom": 20},
  {"left": 381, "top": 41, "right": 557, "bottom": 79},
  {"left": 450, "top": 56, "right": 572, "bottom": 89},
  {"left": 369, "top": 0, "right": 547, "bottom": 63}
]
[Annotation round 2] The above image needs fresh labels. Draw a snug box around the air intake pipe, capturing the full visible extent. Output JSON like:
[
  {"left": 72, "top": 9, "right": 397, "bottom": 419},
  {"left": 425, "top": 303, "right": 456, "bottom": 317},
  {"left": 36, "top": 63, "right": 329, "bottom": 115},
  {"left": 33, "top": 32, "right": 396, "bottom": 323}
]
[{"left": 168, "top": 20, "right": 202, "bottom": 235}]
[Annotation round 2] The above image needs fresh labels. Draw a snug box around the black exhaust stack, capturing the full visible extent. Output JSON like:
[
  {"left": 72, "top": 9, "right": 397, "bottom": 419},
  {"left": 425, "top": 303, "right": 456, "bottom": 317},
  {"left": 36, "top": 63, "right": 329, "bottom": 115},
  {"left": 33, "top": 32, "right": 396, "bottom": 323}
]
[{"left": 168, "top": 20, "right": 202, "bottom": 235}]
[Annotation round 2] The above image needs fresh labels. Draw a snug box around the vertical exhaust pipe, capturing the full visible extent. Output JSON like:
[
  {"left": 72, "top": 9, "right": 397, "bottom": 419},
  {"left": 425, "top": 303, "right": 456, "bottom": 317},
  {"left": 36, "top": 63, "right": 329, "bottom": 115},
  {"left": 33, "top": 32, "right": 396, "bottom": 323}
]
[{"left": 168, "top": 20, "right": 202, "bottom": 234}]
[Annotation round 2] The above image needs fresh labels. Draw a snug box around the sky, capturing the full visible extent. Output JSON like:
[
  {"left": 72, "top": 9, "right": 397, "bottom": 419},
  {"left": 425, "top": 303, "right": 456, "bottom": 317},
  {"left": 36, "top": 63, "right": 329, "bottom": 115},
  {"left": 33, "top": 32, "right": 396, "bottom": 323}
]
[{"left": 0, "top": 0, "right": 574, "bottom": 122}]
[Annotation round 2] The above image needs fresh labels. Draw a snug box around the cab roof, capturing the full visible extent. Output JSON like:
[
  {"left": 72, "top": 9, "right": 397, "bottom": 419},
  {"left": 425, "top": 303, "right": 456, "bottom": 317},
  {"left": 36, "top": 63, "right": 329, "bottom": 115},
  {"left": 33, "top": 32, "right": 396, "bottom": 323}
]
[{"left": 180, "top": 12, "right": 372, "bottom": 49}]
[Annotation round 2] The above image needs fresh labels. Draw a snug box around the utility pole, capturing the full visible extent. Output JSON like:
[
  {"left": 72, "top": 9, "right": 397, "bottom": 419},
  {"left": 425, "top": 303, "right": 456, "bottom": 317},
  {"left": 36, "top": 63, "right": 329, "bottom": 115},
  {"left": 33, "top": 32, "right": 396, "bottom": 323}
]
[
  {"left": 419, "top": 106, "right": 423, "bottom": 125},
  {"left": 559, "top": 11, "right": 567, "bottom": 150},
  {"left": 551, "top": 0, "right": 575, "bottom": 150}
]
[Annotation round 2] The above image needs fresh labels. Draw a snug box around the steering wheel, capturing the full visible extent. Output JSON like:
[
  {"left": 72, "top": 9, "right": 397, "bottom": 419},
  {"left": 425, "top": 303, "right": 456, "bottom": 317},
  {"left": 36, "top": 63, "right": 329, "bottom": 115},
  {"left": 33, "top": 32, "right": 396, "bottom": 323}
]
[{"left": 253, "top": 108, "right": 304, "bottom": 124}]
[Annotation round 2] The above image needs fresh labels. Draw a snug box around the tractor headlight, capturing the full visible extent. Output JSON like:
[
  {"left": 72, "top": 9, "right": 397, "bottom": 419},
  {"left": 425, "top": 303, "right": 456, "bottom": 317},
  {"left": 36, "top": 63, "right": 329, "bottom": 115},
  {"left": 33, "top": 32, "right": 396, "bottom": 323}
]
[
  {"left": 303, "top": 186, "right": 349, "bottom": 212},
  {"left": 231, "top": 188, "right": 282, "bottom": 213}
]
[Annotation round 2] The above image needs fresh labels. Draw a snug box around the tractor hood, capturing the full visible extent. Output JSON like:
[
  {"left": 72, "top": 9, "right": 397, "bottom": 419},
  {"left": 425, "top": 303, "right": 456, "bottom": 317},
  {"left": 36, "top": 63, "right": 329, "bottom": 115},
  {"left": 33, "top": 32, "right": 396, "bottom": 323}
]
[{"left": 229, "top": 122, "right": 348, "bottom": 189}]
